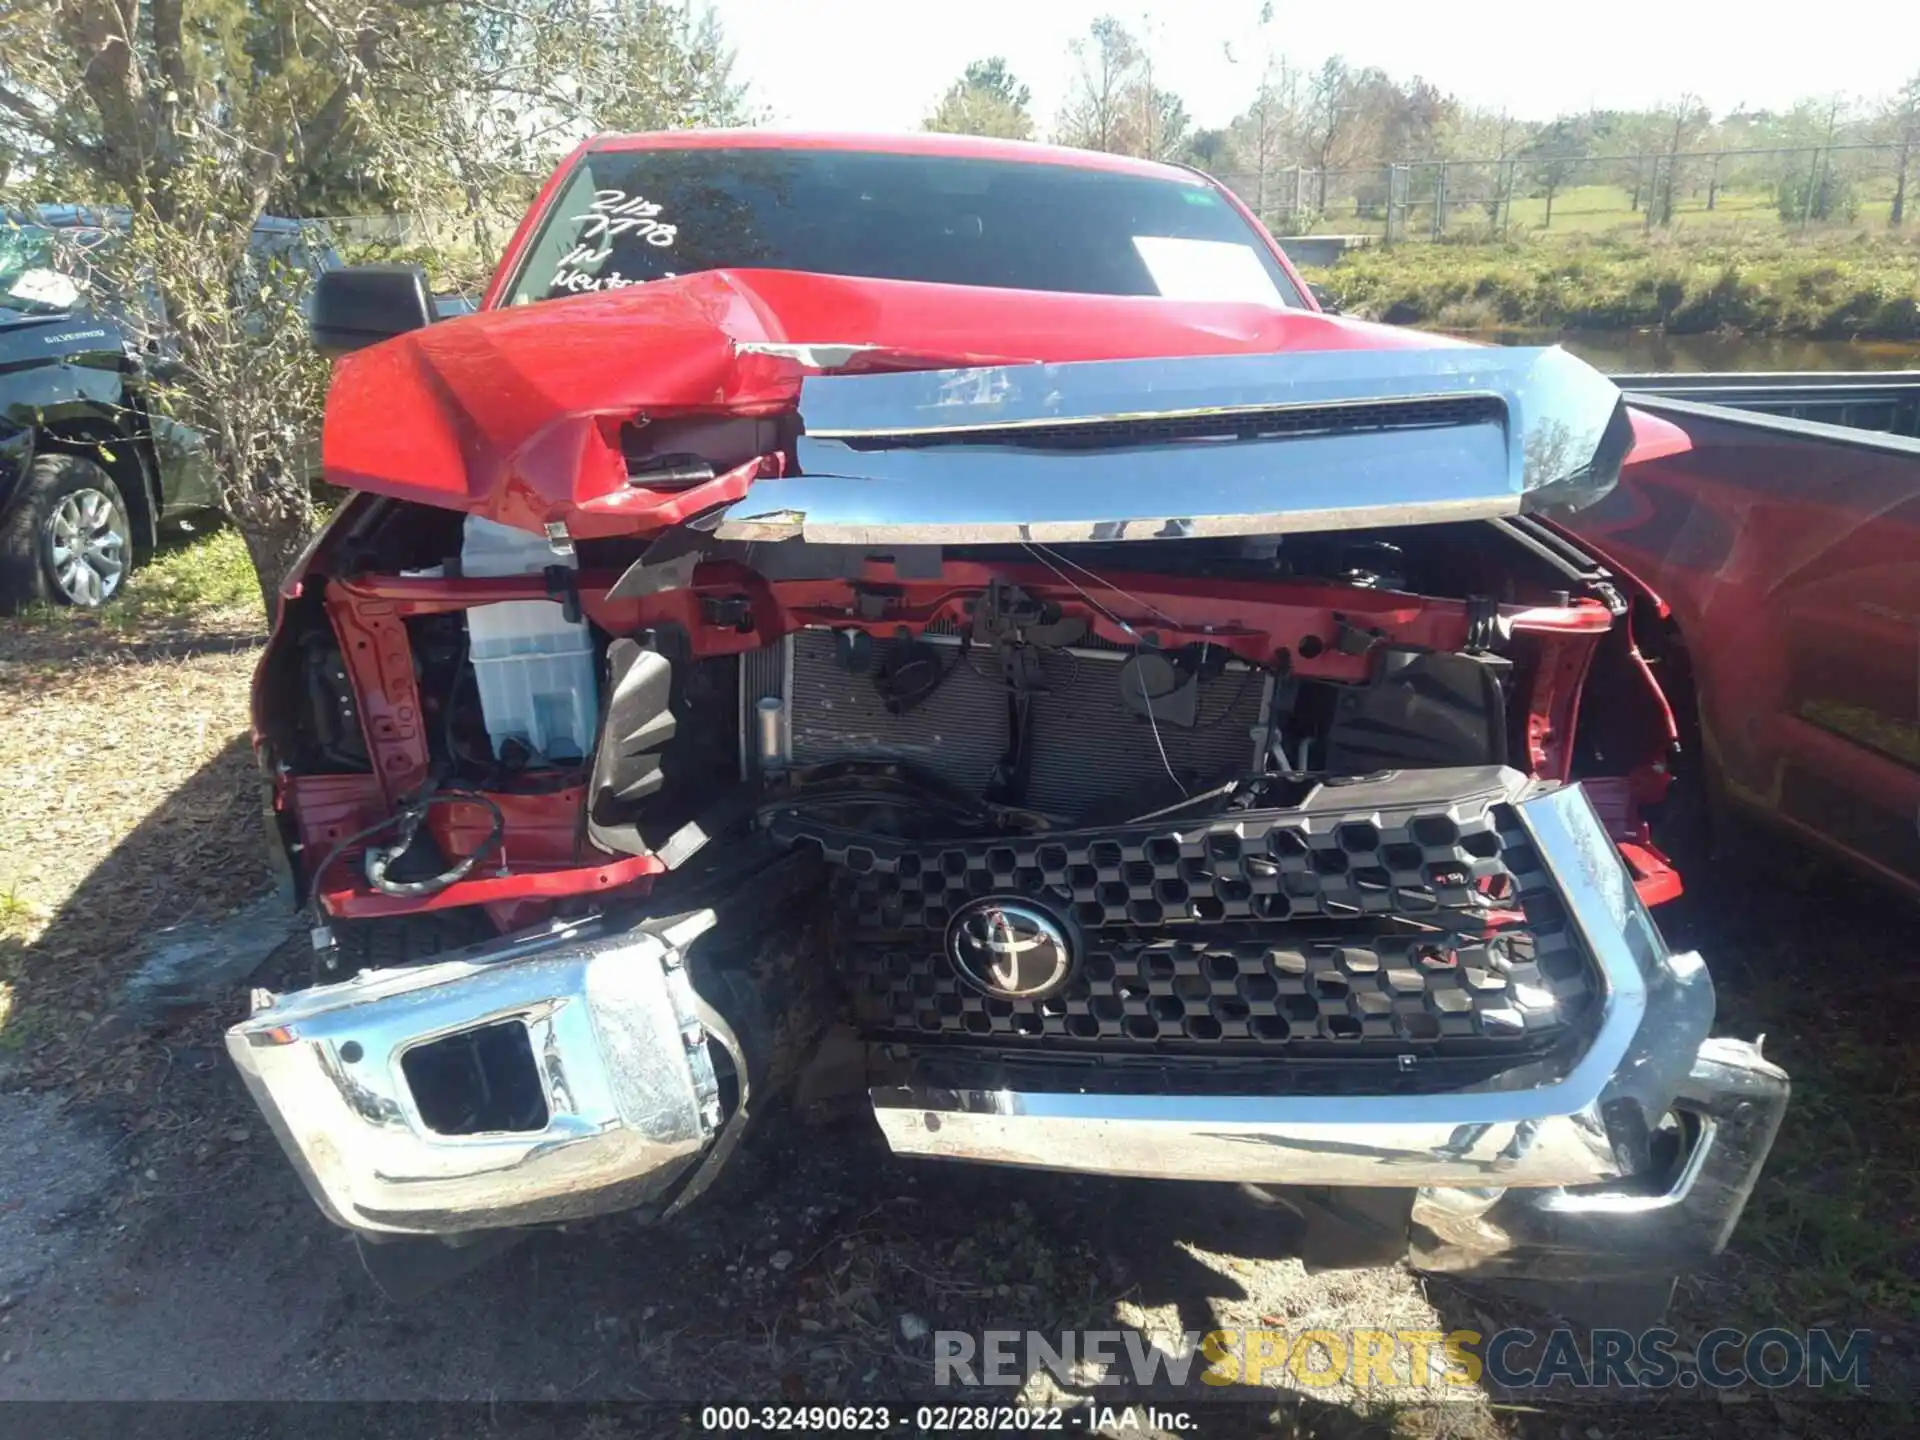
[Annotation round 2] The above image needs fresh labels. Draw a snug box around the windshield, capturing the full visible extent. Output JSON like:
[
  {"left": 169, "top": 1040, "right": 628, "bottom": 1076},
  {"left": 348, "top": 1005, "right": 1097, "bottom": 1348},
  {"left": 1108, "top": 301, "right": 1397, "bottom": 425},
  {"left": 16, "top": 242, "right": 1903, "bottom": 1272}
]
[
  {"left": 0, "top": 223, "right": 85, "bottom": 317},
  {"left": 503, "top": 147, "right": 1302, "bottom": 309}
]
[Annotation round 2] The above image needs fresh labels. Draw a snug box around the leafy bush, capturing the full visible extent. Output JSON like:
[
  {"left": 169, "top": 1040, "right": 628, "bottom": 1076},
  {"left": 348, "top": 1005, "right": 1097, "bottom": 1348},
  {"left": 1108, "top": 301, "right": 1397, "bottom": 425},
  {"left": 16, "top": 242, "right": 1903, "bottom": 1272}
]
[{"left": 1774, "top": 163, "right": 1859, "bottom": 225}]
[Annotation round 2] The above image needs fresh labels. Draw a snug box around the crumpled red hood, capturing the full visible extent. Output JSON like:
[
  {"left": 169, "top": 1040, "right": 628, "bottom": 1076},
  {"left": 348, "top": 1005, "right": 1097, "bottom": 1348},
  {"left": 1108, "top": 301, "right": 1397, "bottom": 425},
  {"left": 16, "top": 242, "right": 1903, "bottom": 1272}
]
[{"left": 321, "top": 267, "right": 1463, "bottom": 535}]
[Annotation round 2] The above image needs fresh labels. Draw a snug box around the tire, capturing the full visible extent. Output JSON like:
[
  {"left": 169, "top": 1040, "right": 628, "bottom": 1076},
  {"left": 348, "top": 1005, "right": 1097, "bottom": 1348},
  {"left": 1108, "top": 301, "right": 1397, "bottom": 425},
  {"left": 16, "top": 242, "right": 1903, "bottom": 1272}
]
[{"left": 0, "top": 451, "right": 135, "bottom": 612}]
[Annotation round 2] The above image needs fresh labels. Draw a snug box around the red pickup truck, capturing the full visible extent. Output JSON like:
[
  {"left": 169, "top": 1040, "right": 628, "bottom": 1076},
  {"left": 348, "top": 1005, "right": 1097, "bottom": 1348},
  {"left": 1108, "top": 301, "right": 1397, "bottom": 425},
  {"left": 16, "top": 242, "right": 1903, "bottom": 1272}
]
[
  {"left": 229, "top": 130, "right": 1833, "bottom": 1309},
  {"left": 1565, "top": 372, "right": 1920, "bottom": 899}
]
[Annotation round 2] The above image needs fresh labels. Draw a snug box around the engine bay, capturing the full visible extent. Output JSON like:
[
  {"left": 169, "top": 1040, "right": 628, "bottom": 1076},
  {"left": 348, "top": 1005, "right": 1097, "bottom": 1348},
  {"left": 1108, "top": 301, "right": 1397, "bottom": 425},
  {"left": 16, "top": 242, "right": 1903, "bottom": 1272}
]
[{"left": 256, "top": 496, "right": 1680, "bottom": 934}]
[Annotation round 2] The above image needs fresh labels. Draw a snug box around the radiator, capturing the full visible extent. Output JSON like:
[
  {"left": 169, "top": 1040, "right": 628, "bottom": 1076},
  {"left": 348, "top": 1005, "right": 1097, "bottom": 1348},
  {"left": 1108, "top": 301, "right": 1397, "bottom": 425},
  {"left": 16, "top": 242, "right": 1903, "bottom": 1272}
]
[{"left": 743, "top": 628, "right": 1266, "bottom": 818}]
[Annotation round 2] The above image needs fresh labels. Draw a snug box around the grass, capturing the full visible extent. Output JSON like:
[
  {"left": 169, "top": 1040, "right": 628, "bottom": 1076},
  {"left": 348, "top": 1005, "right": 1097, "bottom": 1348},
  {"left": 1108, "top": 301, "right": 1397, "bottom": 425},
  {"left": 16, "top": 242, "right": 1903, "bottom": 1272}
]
[
  {"left": 1304, "top": 229, "right": 1920, "bottom": 340},
  {"left": 11, "top": 526, "right": 259, "bottom": 637},
  {"left": 1642, "top": 851, "right": 1920, "bottom": 1386},
  {"left": 1509, "top": 183, "right": 1801, "bottom": 234},
  {"left": 1712, "top": 928, "right": 1920, "bottom": 1322},
  {"left": 117, "top": 525, "right": 260, "bottom": 615},
  {"left": 0, "top": 882, "right": 37, "bottom": 934}
]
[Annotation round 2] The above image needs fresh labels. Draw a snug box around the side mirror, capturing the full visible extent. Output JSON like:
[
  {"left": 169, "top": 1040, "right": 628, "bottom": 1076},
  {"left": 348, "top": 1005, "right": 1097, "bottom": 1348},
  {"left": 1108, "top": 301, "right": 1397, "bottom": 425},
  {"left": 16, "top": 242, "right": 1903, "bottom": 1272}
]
[
  {"left": 1307, "top": 282, "right": 1340, "bottom": 315},
  {"left": 310, "top": 264, "right": 435, "bottom": 356}
]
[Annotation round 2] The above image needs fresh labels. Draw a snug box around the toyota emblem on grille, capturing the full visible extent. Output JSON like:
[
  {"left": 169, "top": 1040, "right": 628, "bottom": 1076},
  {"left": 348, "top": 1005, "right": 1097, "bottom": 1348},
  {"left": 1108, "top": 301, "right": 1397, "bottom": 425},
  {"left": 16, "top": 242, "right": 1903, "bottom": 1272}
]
[{"left": 946, "top": 899, "right": 1074, "bottom": 1000}]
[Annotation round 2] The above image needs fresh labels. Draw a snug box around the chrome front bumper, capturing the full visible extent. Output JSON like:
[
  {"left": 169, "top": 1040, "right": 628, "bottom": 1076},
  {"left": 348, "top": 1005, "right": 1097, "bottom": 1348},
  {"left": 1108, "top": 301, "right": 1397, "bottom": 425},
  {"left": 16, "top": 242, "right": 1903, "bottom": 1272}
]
[
  {"left": 871, "top": 784, "right": 1782, "bottom": 1227},
  {"left": 230, "top": 779, "right": 1783, "bottom": 1273},
  {"left": 226, "top": 912, "right": 727, "bottom": 1237}
]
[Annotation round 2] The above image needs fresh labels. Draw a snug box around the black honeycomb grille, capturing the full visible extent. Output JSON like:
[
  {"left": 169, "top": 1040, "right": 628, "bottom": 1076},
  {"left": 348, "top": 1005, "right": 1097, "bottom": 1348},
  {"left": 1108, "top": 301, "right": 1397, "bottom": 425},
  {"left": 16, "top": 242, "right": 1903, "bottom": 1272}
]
[
  {"left": 775, "top": 771, "right": 1551, "bottom": 930},
  {"left": 847, "top": 922, "right": 1592, "bottom": 1057},
  {"left": 777, "top": 768, "right": 1597, "bottom": 1060}
]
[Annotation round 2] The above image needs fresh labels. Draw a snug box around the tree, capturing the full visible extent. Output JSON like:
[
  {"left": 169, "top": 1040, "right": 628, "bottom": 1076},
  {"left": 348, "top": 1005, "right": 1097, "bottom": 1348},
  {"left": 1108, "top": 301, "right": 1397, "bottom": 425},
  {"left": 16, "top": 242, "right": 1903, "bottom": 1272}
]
[
  {"left": 1184, "top": 127, "right": 1231, "bottom": 170},
  {"left": 1218, "top": 1, "right": 1303, "bottom": 224},
  {"left": 388, "top": 4, "right": 748, "bottom": 274},
  {"left": 1055, "top": 15, "right": 1140, "bottom": 153},
  {"left": 1301, "top": 57, "right": 1355, "bottom": 213},
  {"left": 1050, "top": 16, "right": 1189, "bottom": 161},
  {"left": 1884, "top": 72, "right": 1919, "bottom": 226},
  {"left": 1519, "top": 117, "right": 1594, "bottom": 229},
  {"left": 1131, "top": 83, "right": 1191, "bottom": 163},
  {"left": 924, "top": 58, "right": 1034, "bottom": 140},
  {"left": 1770, "top": 96, "right": 1857, "bottom": 225},
  {"left": 1652, "top": 94, "right": 1710, "bottom": 226},
  {"left": 1228, "top": 58, "right": 1299, "bottom": 223},
  {"left": 0, "top": 1, "right": 749, "bottom": 613}
]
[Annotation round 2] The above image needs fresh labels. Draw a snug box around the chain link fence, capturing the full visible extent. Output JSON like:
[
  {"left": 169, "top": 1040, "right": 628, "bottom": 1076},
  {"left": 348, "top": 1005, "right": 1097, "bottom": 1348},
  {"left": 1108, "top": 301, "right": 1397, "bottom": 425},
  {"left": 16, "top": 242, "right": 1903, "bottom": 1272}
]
[{"left": 1212, "top": 142, "right": 1916, "bottom": 242}]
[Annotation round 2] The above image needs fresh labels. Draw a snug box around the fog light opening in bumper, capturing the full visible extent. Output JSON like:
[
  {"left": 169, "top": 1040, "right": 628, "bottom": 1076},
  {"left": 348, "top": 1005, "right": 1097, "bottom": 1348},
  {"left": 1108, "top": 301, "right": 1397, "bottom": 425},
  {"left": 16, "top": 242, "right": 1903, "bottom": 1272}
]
[
  {"left": 1640, "top": 1107, "right": 1704, "bottom": 1195},
  {"left": 400, "top": 1020, "right": 550, "bottom": 1136}
]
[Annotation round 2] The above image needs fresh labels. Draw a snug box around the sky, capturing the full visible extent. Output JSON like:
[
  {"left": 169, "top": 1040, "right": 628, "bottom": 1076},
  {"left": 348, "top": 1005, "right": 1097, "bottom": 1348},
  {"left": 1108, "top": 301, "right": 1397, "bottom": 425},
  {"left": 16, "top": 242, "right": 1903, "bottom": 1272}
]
[{"left": 712, "top": 0, "right": 1919, "bottom": 135}]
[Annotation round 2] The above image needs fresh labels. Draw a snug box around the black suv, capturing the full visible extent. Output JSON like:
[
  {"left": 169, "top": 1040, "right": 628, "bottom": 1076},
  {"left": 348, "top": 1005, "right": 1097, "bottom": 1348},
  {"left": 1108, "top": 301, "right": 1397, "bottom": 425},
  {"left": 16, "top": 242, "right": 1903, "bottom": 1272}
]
[{"left": 0, "top": 206, "right": 338, "bottom": 609}]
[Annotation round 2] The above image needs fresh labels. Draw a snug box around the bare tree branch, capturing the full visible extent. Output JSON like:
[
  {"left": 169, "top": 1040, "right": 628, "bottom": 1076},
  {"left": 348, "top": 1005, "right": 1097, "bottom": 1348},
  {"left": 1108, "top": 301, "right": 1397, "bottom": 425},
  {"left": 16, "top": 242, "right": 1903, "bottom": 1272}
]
[
  {"left": 0, "top": 79, "right": 109, "bottom": 169},
  {"left": 59, "top": 0, "right": 146, "bottom": 195}
]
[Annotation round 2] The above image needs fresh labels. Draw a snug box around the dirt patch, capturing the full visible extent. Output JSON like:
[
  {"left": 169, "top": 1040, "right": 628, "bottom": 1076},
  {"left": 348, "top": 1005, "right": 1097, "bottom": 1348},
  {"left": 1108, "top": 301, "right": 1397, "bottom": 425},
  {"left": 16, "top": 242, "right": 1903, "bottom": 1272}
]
[{"left": 0, "top": 1053, "right": 1471, "bottom": 1427}]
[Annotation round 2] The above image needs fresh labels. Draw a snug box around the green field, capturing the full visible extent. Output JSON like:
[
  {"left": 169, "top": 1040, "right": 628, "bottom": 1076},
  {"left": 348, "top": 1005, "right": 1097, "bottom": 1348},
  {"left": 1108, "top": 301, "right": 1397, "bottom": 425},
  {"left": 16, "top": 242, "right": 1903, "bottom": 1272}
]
[
  {"left": 1296, "top": 179, "right": 1908, "bottom": 239},
  {"left": 1303, "top": 228, "right": 1920, "bottom": 339}
]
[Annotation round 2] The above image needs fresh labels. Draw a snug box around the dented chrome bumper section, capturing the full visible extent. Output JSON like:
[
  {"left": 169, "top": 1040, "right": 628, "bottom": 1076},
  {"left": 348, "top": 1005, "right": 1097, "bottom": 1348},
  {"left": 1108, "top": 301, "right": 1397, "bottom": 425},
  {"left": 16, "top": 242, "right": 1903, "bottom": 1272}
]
[
  {"left": 1410, "top": 1037, "right": 1789, "bottom": 1280},
  {"left": 718, "top": 346, "right": 1632, "bottom": 545},
  {"left": 226, "top": 912, "right": 727, "bottom": 1238},
  {"left": 871, "top": 783, "right": 1785, "bottom": 1271}
]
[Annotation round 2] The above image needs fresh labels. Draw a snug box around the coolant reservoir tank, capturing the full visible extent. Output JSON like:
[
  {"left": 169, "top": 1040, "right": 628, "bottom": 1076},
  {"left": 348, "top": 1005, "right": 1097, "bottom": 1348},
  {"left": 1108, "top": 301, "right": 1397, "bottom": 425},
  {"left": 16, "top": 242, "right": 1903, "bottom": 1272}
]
[{"left": 460, "top": 516, "right": 598, "bottom": 765}]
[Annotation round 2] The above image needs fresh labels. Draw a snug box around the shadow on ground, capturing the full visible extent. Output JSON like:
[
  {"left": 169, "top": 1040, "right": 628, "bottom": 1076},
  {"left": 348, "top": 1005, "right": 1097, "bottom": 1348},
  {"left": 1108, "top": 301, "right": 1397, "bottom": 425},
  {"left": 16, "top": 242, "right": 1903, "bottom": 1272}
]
[{"left": 0, "top": 733, "right": 278, "bottom": 1091}]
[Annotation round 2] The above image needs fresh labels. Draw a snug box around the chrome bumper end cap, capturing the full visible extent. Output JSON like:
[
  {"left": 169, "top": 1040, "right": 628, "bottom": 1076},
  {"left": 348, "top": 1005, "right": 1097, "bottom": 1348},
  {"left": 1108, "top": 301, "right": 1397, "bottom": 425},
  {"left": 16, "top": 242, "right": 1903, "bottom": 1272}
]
[
  {"left": 225, "top": 912, "right": 725, "bottom": 1238},
  {"left": 1411, "top": 1035, "right": 1790, "bottom": 1279}
]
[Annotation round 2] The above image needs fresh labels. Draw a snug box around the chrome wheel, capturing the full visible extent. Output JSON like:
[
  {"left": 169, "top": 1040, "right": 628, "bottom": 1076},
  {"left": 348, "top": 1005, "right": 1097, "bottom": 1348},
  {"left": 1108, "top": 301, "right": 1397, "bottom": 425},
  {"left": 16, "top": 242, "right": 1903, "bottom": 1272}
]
[{"left": 44, "top": 487, "right": 128, "bottom": 606}]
